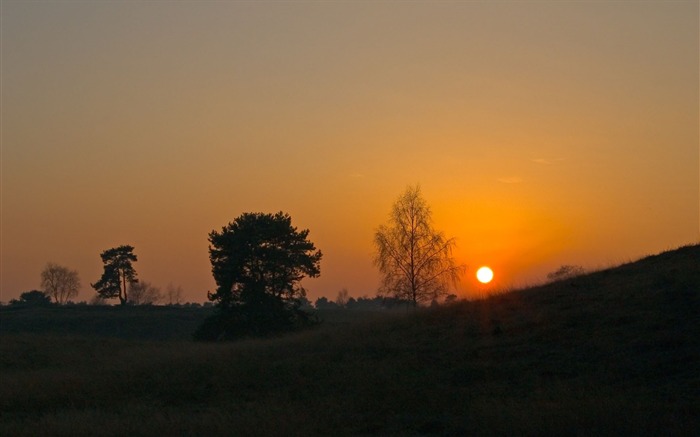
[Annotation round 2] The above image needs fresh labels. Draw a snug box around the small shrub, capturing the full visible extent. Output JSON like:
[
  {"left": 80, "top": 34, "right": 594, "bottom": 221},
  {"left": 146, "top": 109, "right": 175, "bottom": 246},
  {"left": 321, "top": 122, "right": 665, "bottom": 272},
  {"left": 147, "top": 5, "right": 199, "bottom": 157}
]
[{"left": 10, "top": 290, "right": 53, "bottom": 307}]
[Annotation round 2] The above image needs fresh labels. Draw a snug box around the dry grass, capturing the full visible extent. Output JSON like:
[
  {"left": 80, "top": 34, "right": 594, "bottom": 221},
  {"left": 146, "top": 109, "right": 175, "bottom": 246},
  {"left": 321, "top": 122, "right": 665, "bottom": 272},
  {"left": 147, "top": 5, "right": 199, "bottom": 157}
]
[{"left": 1, "top": 244, "right": 698, "bottom": 435}]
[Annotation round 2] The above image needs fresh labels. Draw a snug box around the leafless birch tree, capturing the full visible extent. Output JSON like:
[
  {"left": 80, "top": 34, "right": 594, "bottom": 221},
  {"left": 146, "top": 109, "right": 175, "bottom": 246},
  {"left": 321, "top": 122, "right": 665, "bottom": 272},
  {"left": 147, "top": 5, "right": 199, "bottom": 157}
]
[{"left": 374, "top": 185, "right": 465, "bottom": 307}]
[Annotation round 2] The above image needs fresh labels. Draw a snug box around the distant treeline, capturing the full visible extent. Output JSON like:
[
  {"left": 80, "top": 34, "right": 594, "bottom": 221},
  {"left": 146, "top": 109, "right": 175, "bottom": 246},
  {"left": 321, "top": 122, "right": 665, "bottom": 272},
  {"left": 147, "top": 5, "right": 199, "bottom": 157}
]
[
  {"left": 313, "top": 295, "right": 447, "bottom": 310},
  {"left": 1, "top": 292, "right": 214, "bottom": 308},
  {"left": 2, "top": 290, "right": 422, "bottom": 311}
]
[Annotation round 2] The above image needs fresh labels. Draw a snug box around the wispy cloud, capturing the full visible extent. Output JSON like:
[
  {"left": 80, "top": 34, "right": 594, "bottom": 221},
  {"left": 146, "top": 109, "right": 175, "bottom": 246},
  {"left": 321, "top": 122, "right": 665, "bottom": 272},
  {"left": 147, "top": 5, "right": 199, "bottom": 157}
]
[
  {"left": 497, "top": 177, "right": 523, "bottom": 184},
  {"left": 350, "top": 173, "right": 366, "bottom": 179}
]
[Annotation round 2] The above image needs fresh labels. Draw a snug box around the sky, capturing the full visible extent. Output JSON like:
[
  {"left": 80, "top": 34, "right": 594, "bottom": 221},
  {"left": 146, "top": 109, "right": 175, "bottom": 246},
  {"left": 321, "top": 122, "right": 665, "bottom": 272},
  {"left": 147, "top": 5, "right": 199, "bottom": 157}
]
[{"left": 2, "top": 1, "right": 698, "bottom": 304}]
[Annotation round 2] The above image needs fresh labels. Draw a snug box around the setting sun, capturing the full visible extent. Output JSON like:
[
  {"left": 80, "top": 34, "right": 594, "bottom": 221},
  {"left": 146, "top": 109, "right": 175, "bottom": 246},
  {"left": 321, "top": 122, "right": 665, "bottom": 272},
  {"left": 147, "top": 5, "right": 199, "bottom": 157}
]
[
  {"left": 476, "top": 267, "right": 494, "bottom": 284},
  {"left": 1, "top": 2, "right": 696, "bottom": 306}
]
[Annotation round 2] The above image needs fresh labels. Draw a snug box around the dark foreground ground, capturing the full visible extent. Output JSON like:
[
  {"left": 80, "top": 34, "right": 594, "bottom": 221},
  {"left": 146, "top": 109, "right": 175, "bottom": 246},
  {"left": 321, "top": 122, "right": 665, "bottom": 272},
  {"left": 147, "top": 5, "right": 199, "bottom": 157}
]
[{"left": 1, "top": 244, "right": 698, "bottom": 436}]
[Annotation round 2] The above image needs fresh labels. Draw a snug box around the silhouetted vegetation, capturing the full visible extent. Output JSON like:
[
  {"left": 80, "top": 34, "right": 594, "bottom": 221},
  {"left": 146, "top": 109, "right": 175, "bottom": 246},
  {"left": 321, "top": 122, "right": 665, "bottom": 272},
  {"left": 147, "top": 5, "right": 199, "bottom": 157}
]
[
  {"left": 91, "top": 245, "right": 138, "bottom": 305},
  {"left": 375, "top": 185, "right": 465, "bottom": 306},
  {"left": 315, "top": 295, "right": 410, "bottom": 311},
  {"left": 9, "top": 290, "right": 53, "bottom": 307},
  {"left": 1, "top": 244, "right": 698, "bottom": 436},
  {"left": 194, "top": 212, "right": 322, "bottom": 341},
  {"left": 547, "top": 264, "right": 585, "bottom": 282},
  {"left": 128, "top": 280, "right": 162, "bottom": 305},
  {"left": 164, "top": 283, "right": 183, "bottom": 305},
  {"left": 40, "top": 263, "right": 81, "bottom": 304},
  {"left": 335, "top": 288, "right": 349, "bottom": 307},
  {"left": 0, "top": 305, "right": 213, "bottom": 340}
]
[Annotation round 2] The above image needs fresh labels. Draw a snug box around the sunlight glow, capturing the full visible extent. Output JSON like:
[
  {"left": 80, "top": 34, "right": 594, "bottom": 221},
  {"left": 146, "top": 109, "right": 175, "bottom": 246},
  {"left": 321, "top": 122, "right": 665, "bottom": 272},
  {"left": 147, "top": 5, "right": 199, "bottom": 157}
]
[{"left": 476, "top": 266, "right": 494, "bottom": 284}]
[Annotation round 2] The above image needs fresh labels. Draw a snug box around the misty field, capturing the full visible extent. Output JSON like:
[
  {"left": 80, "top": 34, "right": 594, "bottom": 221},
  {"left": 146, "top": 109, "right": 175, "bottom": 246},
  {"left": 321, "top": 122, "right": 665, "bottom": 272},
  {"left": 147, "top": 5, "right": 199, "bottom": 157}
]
[{"left": 2, "top": 245, "right": 699, "bottom": 436}]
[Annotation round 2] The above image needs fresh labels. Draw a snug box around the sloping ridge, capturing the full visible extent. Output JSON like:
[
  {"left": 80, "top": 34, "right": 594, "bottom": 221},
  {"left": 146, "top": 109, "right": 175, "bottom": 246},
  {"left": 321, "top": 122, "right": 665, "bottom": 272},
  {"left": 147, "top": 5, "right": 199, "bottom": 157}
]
[
  {"left": 398, "top": 243, "right": 700, "bottom": 389},
  {"left": 316, "top": 243, "right": 700, "bottom": 434}
]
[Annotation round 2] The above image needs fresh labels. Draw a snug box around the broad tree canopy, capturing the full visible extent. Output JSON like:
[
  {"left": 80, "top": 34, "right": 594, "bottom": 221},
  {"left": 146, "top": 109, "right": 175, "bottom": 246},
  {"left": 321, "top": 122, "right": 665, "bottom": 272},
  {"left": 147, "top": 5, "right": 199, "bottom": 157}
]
[{"left": 200, "top": 212, "right": 322, "bottom": 339}]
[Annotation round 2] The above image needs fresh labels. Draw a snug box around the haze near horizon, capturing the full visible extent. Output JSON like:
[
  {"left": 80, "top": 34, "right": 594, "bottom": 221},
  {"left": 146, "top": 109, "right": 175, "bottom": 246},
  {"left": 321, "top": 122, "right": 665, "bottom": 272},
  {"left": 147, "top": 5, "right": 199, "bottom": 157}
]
[{"left": 2, "top": 2, "right": 698, "bottom": 304}]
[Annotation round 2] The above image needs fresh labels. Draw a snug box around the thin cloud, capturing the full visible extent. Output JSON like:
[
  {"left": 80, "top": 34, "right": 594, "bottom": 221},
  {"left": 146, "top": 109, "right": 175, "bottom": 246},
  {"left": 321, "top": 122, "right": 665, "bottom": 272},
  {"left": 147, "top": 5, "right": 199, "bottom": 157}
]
[{"left": 350, "top": 173, "right": 366, "bottom": 179}]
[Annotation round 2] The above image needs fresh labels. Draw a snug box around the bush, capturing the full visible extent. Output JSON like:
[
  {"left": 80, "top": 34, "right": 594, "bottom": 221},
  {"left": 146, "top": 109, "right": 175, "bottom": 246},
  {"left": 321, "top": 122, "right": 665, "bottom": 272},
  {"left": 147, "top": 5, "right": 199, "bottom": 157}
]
[{"left": 10, "top": 290, "right": 53, "bottom": 307}]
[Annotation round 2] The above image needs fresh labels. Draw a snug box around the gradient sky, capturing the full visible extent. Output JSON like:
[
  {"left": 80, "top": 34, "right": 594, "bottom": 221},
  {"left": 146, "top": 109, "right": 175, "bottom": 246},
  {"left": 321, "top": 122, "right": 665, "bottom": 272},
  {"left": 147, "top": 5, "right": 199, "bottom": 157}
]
[{"left": 2, "top": 1, "right": 698, "bottom": 304}]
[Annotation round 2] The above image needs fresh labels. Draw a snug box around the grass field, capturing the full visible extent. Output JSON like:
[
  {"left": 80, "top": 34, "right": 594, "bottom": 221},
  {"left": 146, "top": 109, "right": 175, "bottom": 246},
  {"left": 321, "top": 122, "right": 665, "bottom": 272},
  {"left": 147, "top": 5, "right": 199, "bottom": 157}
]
[
  {"left": 0, "top": 304, "right": 213, "bottom": 341},
  {"left": 1, "top": 244, "right": 698, "bottom": 436}
]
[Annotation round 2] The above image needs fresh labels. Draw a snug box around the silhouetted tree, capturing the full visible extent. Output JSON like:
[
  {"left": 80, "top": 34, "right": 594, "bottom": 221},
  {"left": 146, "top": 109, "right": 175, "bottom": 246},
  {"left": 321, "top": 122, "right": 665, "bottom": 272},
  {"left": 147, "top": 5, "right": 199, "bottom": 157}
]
[
  {"left": 547, "top": 265, "right": 585, "bottom": 282},
  {"left": 298, "top": 295, "right": 314, "bottom": 311},
  {"left": 195, "top": 212, "right": 322, "bottom": 340},
  {"left": 352, "top": 296, "right": 382, "bottom": 310},
  {"left": 336, "top": 288, "right": 349, "bottom": 307},
  {"left": 91, "top": 245, "right": 138, "bottom": 306},
  {"left": 374, "top": 185, "right": 465, "bottom": 307},
  {"left": 165, "top": 283, "right": 183, "bottom": 305},
  {"left": 128, "top": 280, "right": 162, "bottom": 305},
  {"left": 11, "top": 290, "right": 53, "bottom": 306},
  {"left": 40, "top": 262, "right": 81, "bottom": 304},
  {"left": 314, "top": 296, "right": 338, "bottom": 310},
  {"left": 381, "top": 296, "right": 412, "bottom": 308},
  {"left": 445, "top": 294, "right": 458, "bottom": 304}
]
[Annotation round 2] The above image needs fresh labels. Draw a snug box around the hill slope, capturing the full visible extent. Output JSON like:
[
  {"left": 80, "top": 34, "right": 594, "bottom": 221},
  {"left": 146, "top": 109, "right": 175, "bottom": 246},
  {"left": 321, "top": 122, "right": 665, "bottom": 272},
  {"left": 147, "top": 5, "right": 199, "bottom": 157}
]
[{"left": 1, "top": 244, "right": 698, "bottom": 436}]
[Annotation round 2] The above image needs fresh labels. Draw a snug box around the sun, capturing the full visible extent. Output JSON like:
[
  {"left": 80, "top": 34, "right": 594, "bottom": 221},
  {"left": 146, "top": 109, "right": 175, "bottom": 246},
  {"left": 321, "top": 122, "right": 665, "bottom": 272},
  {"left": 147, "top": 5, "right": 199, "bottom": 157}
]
[{"left": 476, "top": 266, "right": 494, "bottom": 284}]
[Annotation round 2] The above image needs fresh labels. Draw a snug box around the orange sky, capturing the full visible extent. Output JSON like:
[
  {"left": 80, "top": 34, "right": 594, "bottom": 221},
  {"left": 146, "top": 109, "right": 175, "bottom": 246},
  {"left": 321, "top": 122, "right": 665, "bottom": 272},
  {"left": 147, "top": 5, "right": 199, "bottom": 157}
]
[{"left": 2, "top": 2, "right": 698, "bottom": 304}]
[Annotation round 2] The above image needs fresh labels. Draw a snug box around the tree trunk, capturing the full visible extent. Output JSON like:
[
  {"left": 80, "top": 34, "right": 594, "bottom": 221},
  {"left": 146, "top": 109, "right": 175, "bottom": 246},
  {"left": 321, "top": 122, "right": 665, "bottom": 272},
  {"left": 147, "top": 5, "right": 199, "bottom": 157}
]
[{"left": 120, "top": 271, "right": 128, "bottom": 305}]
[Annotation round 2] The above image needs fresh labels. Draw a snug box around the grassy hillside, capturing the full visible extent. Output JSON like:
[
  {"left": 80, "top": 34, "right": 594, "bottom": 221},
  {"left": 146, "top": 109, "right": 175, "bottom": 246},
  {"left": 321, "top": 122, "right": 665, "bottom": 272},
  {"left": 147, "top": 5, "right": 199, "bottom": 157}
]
[{"left": 1, "top": 244, "right": 698, "bottom": 436}]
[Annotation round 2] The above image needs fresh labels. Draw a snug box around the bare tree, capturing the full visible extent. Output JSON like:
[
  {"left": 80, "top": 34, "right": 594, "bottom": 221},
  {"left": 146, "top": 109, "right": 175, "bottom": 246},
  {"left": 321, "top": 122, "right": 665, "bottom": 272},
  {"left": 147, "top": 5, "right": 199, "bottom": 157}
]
[
  {"left": 128, "top": 280, "right": 162, "bottom": 305},
  {"left": 336, "top": 288, "right": 349, "bottom": 307},
  {"left": 40, "top": 263, "right": 81, "bottom": 304},
  {"left": 165, "top": 283, "right": 183, "bottom": 305},
  {"left": 374, "top": 185, "right": 465, "bottom": 307}
]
